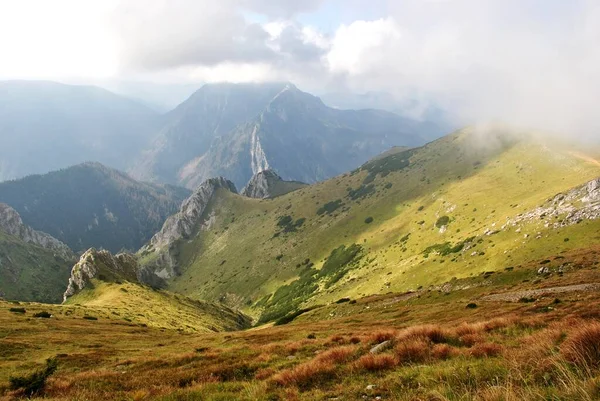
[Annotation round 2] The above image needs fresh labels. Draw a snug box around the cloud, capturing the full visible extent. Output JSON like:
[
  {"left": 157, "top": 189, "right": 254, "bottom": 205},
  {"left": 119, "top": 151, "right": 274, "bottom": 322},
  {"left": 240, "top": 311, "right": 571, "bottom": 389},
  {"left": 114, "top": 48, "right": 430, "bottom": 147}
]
[
  {"left": 322, "top": 0, "right": 600, "bottom": 137},
  {"left": 113, "top": 0, "right": 328, "bottom": 71}
]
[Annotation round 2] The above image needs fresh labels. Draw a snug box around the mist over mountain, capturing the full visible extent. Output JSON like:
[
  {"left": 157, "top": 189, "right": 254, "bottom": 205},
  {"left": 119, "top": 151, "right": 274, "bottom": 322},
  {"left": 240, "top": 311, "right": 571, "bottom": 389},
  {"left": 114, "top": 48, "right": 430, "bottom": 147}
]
[{"left": 0, "top": 81, "right": 161, "bottom": 181}]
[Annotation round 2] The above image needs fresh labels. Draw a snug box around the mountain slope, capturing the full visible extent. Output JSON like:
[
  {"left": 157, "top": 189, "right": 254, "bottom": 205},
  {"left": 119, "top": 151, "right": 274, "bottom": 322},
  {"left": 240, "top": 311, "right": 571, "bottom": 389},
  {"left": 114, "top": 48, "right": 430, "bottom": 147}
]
[
  {"left": 137, "top": 127, "right": 600, "bottom": 322},
  {"left": 131, "top": 82, "right": 431, "bottom": 189},
  {"left": 0, "top": 163, "right": 190, "bottom": 253},
  {"left": 0, "top": 80, "right": 160, "bottom": 181},
  {"left": 62, "top": 248, "right": 250, "bottom": 332},
  {"left": 0, "top": 230, "right": 74, "bottom": 303},
  {"left": 0, "top": 204, "right": 75, "bottom": 303}
]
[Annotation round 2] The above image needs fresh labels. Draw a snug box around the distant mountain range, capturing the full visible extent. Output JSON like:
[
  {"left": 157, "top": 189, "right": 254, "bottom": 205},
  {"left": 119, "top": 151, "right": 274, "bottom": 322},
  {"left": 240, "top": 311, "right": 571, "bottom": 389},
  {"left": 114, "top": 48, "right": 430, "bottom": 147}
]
[
  {"left": 0, "top": 80, "right": 446, "bottom": 190},
  {"left": 0, "top": 162, "right": 189, "bottom": 253},
  {"left": 0, "top": 80, "right": 160, "bottom": 182},
  {"left": 130, "top": 82, "right": 439, "bottom": 189}
]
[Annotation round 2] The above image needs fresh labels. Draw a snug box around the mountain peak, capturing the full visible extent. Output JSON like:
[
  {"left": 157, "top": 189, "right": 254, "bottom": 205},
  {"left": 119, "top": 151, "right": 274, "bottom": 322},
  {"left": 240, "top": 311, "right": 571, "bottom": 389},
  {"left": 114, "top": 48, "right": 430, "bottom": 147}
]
[
  {"left": 63, "top": 248, "right": 140, "bottom": 302},
  {"left": 241, "top": 169, "right": 307, "bottom": 199}
]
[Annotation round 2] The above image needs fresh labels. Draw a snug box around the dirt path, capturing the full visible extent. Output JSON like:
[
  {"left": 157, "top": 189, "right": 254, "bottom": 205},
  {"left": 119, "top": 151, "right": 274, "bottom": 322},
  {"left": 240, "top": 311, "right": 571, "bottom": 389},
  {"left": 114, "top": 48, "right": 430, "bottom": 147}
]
[{"left": 481, "top": 283, "right": 600, "bottom": 302}]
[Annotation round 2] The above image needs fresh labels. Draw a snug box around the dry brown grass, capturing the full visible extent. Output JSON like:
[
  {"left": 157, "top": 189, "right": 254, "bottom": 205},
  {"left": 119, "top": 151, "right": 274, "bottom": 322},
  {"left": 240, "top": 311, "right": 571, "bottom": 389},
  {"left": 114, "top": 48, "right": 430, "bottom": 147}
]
[
  {"left": 397, "top": 324, "right": 453, "bottom": 344},
  {"left": 395, "top": 338, "right": 431, "bottom": 364},
  {"left": 469, "top": 342, "right": 504, "bottom": 358},
  {"left": 459, "top": 333, "right": 485, "bottom": 347},
  {"left": 354, "top": 354, "right": 397, "bottom": 372},
  {"left": 431, "top": 343, "right": 460, "bottom": 360},
  {"left": 270, "top": 360, "right": 336, "bottom": 390},
  {"left": 367, "top": 329, "right": 397, "bottom": 345},
  {"left": 315, "top": 345, "right": 357, "bottom": 364},
  {"left": 561, "top": 321, "right": 600, "bottom": 368}
]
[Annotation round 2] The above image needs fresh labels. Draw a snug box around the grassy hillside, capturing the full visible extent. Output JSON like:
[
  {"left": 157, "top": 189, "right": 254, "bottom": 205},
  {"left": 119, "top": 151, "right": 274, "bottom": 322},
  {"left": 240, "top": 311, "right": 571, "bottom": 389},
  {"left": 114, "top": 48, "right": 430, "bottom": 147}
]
[
  {"left": 0, "top": 163, "right": 190, "bottom": 253},
  {"left": 0, "top": 231, "right": 74, "bottom": 303},
  {"left": 64, "top": 280, "right": 250, "bottom": 333},
  {"left": 157, "top": 127, "right": 600, "bottom": 322},
  {"left": 4, "top": 244, "right": 600, "bottom": 400}
]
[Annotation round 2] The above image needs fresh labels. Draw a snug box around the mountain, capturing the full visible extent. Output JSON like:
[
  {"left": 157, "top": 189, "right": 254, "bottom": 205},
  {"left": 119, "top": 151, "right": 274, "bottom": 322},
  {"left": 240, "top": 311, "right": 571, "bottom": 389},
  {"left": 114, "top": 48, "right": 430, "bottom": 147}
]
[
  {"left": 0, "top": 203, "right": 73, "bottom": 259},
  {"left": 0, "top": 163, "right": 190, "bottom": 253},
  {"left": 320, "top": 90, "right": 454, "bottom": 139},
  {"left": 62, "top": 248, "right": 250, "bottom": 332},
  {"left": 130, "top": 82, "right": 431, "bottom": 190},
  {"left": 241, "top": 169, "right": 307, "bottom": 199},
  {"left": 135, "top": 127, "right": 600, "bottom": 323},
  {"left": 0, "top": 205, "right": 75, "bottom": 303},
  {"left": 0, "top": 80, "right": 160, "bottom": 181}
]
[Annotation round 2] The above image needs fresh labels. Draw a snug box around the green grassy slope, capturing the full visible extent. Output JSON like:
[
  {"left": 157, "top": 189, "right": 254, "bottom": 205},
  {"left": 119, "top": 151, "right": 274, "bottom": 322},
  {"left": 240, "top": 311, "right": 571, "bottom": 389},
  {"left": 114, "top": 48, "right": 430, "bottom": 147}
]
[
  {"left": 64, "top": 280, "right": 250, "bottom": 333},
  {"left": 161, "top": 127, "right": 600, "bottom": 321},
  {"left": 0, "top": 231, "right": 74, "bottom": 303}
]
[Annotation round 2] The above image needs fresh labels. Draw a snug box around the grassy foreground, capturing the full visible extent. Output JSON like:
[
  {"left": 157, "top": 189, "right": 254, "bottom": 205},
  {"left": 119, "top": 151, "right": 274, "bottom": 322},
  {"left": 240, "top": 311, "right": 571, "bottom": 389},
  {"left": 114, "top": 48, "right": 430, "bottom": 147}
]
[{"left": 3, "top": 244, "right": 600, "bottom": 400}]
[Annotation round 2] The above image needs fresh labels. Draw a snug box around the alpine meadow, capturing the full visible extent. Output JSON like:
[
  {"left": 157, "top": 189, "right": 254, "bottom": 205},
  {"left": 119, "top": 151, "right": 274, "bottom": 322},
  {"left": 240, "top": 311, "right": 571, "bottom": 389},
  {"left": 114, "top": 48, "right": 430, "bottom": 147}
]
[{"left": 2, "top": 1, "right": 600, "bottom": 400}]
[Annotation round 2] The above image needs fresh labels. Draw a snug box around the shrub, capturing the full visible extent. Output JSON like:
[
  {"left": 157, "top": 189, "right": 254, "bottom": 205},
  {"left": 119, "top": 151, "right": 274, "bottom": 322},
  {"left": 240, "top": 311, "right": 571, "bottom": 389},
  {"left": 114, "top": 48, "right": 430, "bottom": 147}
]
[
  {"left": 435, "top": 216, "right": 450, "bottom": 228},
  {"left": 561, "top": 322, "right": 600, "bottom": 368},
  {"left": 354, "top": 354, "right": 396, "bottom": 372},
  {"left": 33, "top": 311, "right": 51, "bottom": 318},
  {"left": 9, "top": 307, "right": 26, "bottom": 314},
  {"left": 364, "top": 217, "right": 374, "bottom": 224},
  {"left": 335, "top": 297, "right": 351, "bottom": 304},
  {"left": 317, "top": 200, "right": 343, "bottom": 216},
  {"left": 9, "top": 357, "right": 58, "bottom": 397}
]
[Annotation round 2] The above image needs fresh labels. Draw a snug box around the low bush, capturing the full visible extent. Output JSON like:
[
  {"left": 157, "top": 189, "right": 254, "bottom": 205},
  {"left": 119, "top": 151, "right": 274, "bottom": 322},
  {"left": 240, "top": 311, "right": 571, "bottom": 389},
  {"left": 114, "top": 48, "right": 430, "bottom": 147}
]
[
  {"left": 33, "top": 311, "right": 51, "bottom": 318},
  {"left": 9, "top": 307, "right": 26, "bottom": 314},
  {"left": 9, "top": 357, "right": 58, "bottom": 397}
]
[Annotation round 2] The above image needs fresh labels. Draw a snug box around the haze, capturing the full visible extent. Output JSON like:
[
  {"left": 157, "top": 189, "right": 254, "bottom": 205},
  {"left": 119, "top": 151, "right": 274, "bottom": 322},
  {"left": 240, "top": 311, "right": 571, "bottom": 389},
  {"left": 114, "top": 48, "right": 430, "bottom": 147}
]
[{"left": 0, "top": 0, "right": 599, "bottom": 136}]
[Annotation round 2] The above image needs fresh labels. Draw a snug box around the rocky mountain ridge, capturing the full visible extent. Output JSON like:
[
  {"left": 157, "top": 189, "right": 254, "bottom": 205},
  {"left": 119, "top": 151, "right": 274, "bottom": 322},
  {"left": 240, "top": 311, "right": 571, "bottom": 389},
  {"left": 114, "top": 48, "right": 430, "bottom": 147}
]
[
  {"left": 241, "top": 169, "right": 307, "bottom": 199},
  {"left": 138, "top": 177, "right": 238, "bottom": 281},
  {"left": 0, "top": 203, "right": 73, "bottom": 260},
  {"left": 63, "top": 248, "right": 139, "bottom": 302}
]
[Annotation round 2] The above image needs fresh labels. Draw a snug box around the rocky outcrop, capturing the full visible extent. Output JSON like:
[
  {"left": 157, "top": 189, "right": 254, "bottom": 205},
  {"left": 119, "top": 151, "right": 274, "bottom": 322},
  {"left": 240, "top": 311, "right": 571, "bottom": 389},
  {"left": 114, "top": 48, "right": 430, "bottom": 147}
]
[
  {"left": 138, "top": 177, "right": 237, "bottom": 280},
  {"left": 241, "top": 169, "right": 307, "bottom": 199},
  {"left": 503, "top": 177, "right": 600, "bottom": 231},
  {"left": 63, "top": 248, "right": 139, "bottom": 302},
  {"left": 0, "top": 203, "right": 74, "bottom": 260}
]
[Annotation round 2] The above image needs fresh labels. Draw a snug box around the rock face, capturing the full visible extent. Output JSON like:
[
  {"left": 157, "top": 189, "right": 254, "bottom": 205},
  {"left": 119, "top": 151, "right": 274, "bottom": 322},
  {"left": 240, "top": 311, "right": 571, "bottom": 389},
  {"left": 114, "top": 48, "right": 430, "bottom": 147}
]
[
  {"left": 63, "top": 248, "right": 139, "bottom": 302},
  {"left": 504, "top": 177, "right": 600, "bottom": 230},
  {"left": 0, "top": 203, "right": 73, "bottom": 259},
  {"left": 138, "top": 177, "right": 237, "bottom": 280},
  {"left": 241, "top": 169, "right": 307, "bottom": 199}
]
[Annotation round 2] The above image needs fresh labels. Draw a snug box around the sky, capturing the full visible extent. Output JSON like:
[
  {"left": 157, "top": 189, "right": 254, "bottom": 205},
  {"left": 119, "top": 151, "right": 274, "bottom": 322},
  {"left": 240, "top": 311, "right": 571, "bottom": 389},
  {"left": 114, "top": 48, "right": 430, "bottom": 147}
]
[{"left": 0, "top": 0, "right": 599, "bottom": 136}]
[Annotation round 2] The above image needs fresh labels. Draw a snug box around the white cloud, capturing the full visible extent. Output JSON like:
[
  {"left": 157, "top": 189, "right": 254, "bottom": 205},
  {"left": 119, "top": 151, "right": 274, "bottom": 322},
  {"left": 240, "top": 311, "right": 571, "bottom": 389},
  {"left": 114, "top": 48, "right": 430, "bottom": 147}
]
[{"left": 0, "top": 0, "right": 119, "bottom": 80}]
